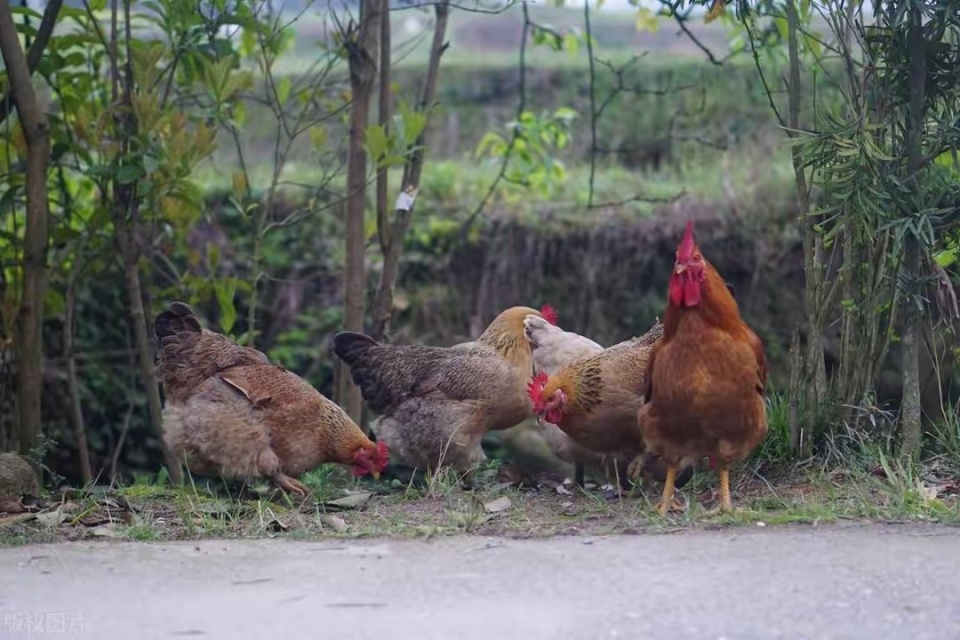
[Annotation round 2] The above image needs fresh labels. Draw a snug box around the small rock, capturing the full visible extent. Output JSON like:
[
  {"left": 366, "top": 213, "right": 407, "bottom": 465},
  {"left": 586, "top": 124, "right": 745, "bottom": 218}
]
[
  {"left": 555, "top": 484, "right": 573, "bottom": 496},
  {"left": 319, "top": 514, "right": 348, "bottom": 533},
  {"left": 756, "top": 522, "right": 766, "bottom": 527},
  {"left": 90, "top": 524, "right": 119, "bottom": 538},
  {"left": 59, "top": 502, "right": 82, "bottom": 514},
  {"left": 483, "top": 497, "right": 512, "bottom": 514}
]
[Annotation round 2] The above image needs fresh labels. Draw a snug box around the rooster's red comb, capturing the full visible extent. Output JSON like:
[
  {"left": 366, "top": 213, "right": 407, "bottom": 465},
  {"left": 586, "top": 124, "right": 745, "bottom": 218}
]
[
  {"left": 526, "top": 371, "right": 549, "bottom": 410},
  {"left": 677, "top": 219, "right": 697, "bottom": 260},
  {"left": 540, "top": 304, "right": 558, "bottom": 326}
]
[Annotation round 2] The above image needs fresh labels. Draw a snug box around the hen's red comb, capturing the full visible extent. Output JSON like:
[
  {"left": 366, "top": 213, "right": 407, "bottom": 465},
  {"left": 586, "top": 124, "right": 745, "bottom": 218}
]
[
  {"left": 526, "top": 371, "right": 549, "bottom": 410},
  {"left": 677, "top": 219, "right": 696, "bottom": 260},
  {"left": 540, "top": 304, "right": 558, "bottom": 326}
]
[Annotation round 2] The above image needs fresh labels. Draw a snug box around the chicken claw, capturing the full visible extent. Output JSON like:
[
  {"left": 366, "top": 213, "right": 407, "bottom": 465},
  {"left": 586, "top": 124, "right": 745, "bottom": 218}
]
[
  {"left": 703, "top": 468, "right": 736, "bottom": 516},
  {"left": 271, "top": 473, "right": 310, "bottom": 497}
]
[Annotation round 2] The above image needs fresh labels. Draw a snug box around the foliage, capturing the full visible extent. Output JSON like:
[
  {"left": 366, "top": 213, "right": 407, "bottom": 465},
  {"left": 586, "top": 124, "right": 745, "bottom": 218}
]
[{"left": 0, "top": 0, "right": 957, "bottom": 491}]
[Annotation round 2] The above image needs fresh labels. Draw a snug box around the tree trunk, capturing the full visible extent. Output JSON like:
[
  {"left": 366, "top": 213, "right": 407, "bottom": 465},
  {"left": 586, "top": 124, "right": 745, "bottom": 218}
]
[
  {"left": 116, "top": 221, "right": 183, "bottom": 484},
  {"left": 899, "top": 2, "right": 927, "bottom": 458},
  {"left": 785, "top": 0, "right": 829, "bottom": 455},
  {"left": 0, "top": 0, "right": 53, "bottom": 455},
  {"left": 338, "top": 0, "right": 382, "bottom": 424},
  {"left": 370, "top": 0, "right": 450, "bottom": 341},
  {"left": 65, "top": 277, "right": 93, "bottom": 485}
]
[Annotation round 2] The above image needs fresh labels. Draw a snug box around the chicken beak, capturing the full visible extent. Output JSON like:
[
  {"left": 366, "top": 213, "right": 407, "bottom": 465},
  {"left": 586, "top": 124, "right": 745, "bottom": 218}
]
[{"left": 675, "top": 264, "right": 687, "bottom": 275}]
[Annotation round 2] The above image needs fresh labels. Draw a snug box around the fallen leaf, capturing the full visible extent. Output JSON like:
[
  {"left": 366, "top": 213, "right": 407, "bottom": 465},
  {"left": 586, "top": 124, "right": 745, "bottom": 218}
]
[
  {"left": 483, "top": 496, "right": 512, "bottom": 514},
  {"left": 322, "top": 491, "right": 373, "bottom": 511},
  {"left": 918, "top": 484, "right": 939, "bottom": 502},
  {"left": 319, "top": 514, "right": 348, "bottom": 533},
  {"left": 79, "top": 513, "right": 115, "bottom": 527},
  {"left": 0, "top": 513, "right": 36, "bottom": 528},
  {"left": 35, "top": 509, "right": 67, "bottom": 528},
  {"left": 555, "top": 484, "right": 572, "bottom": 496}
]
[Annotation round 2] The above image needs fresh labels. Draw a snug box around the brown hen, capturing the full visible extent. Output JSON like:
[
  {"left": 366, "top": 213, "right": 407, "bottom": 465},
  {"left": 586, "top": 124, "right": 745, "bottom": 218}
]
[
  {"left": 155, "top": 302, "right": 387, "bottom": 496},
  {"left": 527, "top": 321, "right": 694, "bottom": 493},
  {"left": 333, "top": 306, "right": 549, "bottom": 476}
]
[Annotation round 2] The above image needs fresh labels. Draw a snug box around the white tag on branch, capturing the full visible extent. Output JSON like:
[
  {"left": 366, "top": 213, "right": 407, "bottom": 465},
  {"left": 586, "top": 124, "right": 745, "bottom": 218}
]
[{"left": 394, "top": 186, "right": 418, "bottom": 212}]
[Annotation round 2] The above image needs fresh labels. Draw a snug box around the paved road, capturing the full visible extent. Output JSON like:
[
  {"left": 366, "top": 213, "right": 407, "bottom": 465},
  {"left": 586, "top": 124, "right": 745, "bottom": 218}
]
[{"left": 2, "top": 524, "right": 960, "bottom": 640}]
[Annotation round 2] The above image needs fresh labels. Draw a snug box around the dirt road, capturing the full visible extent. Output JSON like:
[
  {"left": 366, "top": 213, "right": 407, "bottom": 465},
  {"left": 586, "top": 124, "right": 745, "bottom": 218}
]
[{"left": 2, "top": 524, "right": 959, "bottom": 639}]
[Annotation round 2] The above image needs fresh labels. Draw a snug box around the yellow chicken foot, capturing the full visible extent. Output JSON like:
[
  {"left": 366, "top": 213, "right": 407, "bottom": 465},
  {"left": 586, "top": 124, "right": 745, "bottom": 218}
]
[
  {"left": 719, "top": 467, "right": 732, "bottom": 511},
  {"left": 272, "top": 473, "right": 310, "bottom": 497},
  {"left": 655, "top": 466, "right": 677, "bottom": 516},
  {"left": 703, "top": 468, "right": 735, "bottom": 516}
]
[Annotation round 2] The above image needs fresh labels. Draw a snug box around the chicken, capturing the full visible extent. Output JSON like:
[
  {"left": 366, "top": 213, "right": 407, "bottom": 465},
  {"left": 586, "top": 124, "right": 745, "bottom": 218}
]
[
  {"left": 155, "top": 302, "right": 388, "bottom": 496},
  {"left": 523, "top": 311, "right": 615, "bottom": 485},
  {"left": 0, "top": 452, "right": 40, "bottom": 514},
  {"left": 637, "top": 220, "right": 768, "bottom": 515},
  {"left": 526, "top": 321, "right": 694, "bottom": 492},
  {"left": 332, "top": 305, "right": 552, "bottom": 476}
]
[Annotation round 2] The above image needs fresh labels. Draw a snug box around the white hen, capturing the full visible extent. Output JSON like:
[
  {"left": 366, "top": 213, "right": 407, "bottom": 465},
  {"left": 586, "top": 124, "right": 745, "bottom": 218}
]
[{"left": 523, "top": 313, "right": 628, "bottom": 486}]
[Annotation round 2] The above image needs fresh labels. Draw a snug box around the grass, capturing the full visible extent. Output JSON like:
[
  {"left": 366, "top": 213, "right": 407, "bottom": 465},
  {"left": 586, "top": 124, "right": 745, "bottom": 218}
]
[
  {"left": 2, "top": 441, "right": 958, "bottom": 547},
  {"left": 4, "top": 397, "right": 958, "bottom": 546}
]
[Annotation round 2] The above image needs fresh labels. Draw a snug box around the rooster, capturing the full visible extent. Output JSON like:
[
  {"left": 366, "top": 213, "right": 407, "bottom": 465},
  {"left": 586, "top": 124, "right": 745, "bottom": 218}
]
[
  {"left": 333, "top": 306, "right": 553, "bottom": 476},
  {"left": 155, "top": 302, "right": 388, "bottom": 496},
  {"left": 637, "top": 220, "right": 768, "bottom": 515},
  {"left": 526, "top": 321, "right": 694, "bottom": 494}
]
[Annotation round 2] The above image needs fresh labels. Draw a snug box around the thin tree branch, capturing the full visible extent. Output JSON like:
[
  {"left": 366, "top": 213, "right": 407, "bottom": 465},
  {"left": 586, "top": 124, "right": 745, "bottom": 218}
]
[{"left": 0, "top": 0, "right": 64, "bottom": 129}]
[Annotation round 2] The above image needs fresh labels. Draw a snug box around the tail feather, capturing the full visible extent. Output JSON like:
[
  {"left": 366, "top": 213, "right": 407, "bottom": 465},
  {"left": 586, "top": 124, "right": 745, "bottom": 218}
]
[
  {"left": 155, "top": 301, "right": 265, "bottom": 402},
  {"left": 154, "top": 301, "right": 203, "bottom": 348},
  {"left": 635, "top": 319, "right": 664, "bottom": 347},
  {"left": 332, "top": 331, "right": 378, "bottom": 366}
]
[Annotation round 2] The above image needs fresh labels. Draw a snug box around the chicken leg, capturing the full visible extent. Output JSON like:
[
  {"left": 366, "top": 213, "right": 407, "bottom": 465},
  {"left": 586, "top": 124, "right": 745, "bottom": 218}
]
[
  {"left": 655, "top": 466, "right": 677, "bottom": 516},
  {"left": 271, "top": 473, "right": 310, "bottom": 497},
  {"left": 703, "top": 467, "right": 735, "bottom": 516},
  {"left": 718, "top": 467, "right": 732, "bottom": 511}
]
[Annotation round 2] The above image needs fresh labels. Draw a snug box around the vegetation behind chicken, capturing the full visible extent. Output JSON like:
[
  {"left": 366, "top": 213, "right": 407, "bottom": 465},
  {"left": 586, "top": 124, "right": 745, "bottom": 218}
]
[
  {"left": 155, "top": 302, "right": 387, "bottom": 496},
  {"left": 333, "top": 306, "right": 550, "bottom": 474}
]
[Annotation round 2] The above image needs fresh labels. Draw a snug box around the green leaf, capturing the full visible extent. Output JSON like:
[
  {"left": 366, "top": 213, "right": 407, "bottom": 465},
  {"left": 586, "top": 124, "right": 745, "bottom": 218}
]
[
  {"left": 635, "top": 7, "right": 659, "bottom": 32},
  {"left": 402, "top": 110, "right": 428, "bottom": 147},
  {"left": 215, "top": 279, "right": 238, "bottom": 334},
  {"left": 276, "top": 76, "right": 292, "bottom": 105},
  {"left": 364, "top": 124, "right": 389, "bottom": 162},
  {"left": 116, "top": 164, "right": 145, "bottom": 185}
]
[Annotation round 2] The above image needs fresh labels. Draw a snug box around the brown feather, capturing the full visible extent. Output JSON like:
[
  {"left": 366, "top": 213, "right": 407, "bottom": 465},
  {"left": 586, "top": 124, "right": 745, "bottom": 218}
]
[
  {"left": 333, "top": 306, "right": 543, "bottom": 473},
  {"left": 155, "top": 301, "right": 381, "bottom": 487},
  {"left": 539, "top": 321, "right": 662, "bottom": 457}
]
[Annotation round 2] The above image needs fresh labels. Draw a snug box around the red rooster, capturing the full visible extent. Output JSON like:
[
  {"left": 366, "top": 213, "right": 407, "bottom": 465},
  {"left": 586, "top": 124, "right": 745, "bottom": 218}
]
[{"left": 638, "top": 220, "right": 768, "bottom": 515}]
